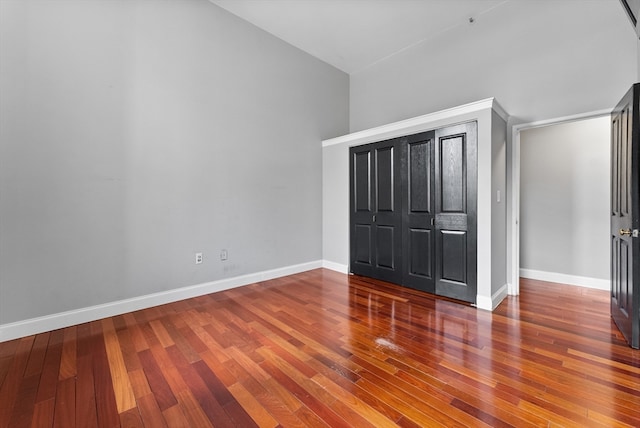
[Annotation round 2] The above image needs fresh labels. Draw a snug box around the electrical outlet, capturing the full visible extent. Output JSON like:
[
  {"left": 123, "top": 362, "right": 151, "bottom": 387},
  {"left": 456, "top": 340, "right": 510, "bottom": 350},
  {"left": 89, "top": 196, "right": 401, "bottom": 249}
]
[
  {"left": 220, "top": 249, "right": 228, "bottom": 261},
  {"left": 195, "top": 252, "right": 203, "bottom": 264}
]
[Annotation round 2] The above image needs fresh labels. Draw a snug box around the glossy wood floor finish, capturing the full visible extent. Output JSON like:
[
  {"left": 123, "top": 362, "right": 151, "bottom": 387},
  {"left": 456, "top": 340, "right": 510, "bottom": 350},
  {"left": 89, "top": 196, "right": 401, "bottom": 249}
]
[{"left": 1, "top": 270, "right": 639, "bottom": 427}]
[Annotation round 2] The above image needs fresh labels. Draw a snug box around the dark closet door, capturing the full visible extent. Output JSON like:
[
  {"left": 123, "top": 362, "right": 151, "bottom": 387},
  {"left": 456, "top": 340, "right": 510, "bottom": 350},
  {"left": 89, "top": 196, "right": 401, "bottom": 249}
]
[
  {"left": 434, "top": 123, "right": 477, "bottom": 303},
  {"left": 350, "top": 138, "right": 403, "bottom": 284},
  {"left": 402, "top": 131, "right": 436, "bottom": 293},
  {"left": 611, "top": 83, "right": 639, "bottom": 349}
]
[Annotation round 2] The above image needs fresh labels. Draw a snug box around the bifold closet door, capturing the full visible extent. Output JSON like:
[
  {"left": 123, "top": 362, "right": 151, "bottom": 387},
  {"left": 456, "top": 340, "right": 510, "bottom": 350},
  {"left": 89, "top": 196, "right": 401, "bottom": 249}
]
[
  {"left": 349, "top": 139, "right": 403, "bottom": 284},
  {"left": 349, "top": 122, "right": 477, "bottom": 304},
  {"left": 402, "top": 131, "right": 436, "bottom": 293},
  {"left": 434, "top": 122, "right": 477, "bottom": 303}
]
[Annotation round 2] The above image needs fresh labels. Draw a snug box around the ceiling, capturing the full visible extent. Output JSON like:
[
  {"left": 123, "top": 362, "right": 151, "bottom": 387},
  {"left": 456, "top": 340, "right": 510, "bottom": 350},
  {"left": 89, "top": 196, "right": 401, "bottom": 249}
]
[{"left": 210, "top": 0, "right": 508, "bottom": 74}]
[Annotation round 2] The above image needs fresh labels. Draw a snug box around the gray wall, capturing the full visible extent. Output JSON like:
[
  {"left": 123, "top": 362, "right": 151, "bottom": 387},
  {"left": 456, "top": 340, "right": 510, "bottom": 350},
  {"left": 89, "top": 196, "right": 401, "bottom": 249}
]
[
  {"left": 322, "top": 143, "right": 350, "bottom": 269},
  {"left": 491, "top": 111, "right": 507, "bottom": 296},
  {"left": 520, "top": 117, "right": 610, "bottom": 281},
  {"left": 0, "top": 0, "right": 348, "bottom": 325},
  {"left": 350, "top": 1, "right": 636, "bottom": 132}
]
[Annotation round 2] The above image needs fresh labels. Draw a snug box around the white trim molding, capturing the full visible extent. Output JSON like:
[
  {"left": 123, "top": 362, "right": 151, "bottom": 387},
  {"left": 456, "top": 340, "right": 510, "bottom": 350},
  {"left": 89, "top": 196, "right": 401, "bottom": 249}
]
[
  {"left": 322, "top": 98, "right": 507, "bottom": 148},
  {"left": 0, "top": 260, "right": 323, "bottom": 343},
  {"left": 476, "top": 283, "right": 509, "bottom": 311},
  {"left": 520, "top": 268, "right": 609, "bottom": 291},
  {"left": 322, "top": 260, "right": 349, "bottom": 274}
]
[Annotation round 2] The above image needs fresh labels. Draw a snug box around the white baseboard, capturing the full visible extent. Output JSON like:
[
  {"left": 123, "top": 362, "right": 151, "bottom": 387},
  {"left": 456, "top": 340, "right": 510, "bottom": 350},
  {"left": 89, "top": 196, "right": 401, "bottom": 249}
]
[
  {"left": 0, "top": 260, "right": 323, "bottom": 343},
  {"left": 476, "top": 283, "right": 509, "bottom": 311},
  {"left": 519, "top": 268, "right": 609, "bottom": 291},
  {"left": 323, "top": 260, "right": 510, "bottom": 311},
  {"left": 322, "top": 260, "right": 349, "bottom": 274}
]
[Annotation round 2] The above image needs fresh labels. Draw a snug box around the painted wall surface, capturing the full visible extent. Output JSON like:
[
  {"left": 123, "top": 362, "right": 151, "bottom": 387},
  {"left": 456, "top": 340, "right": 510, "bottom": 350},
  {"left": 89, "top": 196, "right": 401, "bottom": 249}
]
[
  {"left": 0, "top": 0, "right": 348, "bottom": 325},
  {"left": 350, "top": 1, "right": 636, "bottom": 132},
  {"left": 322, "top": 143, "right": 350, "bottom": 271},
  {"left": 475, "top": 108, "right": 495, "bottom": 308},
  {"left": 519, "top": 117, "right": 610, "bottom": 281},
  {"left": 491, "top": 111, "right": 507, "bottom": 297}
]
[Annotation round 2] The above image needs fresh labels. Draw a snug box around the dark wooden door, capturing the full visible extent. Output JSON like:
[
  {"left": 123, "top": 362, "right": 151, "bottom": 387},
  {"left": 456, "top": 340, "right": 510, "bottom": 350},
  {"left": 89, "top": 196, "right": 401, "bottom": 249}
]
[
  {"left": 434, "top": 123, "right": 477, "bottom": 303},
  {"left": 611, "top": 83, "right": 640, "bottom": 349},
  {"left": 350, "top": 122, "right": 477, "bottom": 304},
  {"left": 350, "top": 138, "right": 403, "bottom": 284},
  {"left": 402, "top": 131, "right": 436, "bottom": 293}
]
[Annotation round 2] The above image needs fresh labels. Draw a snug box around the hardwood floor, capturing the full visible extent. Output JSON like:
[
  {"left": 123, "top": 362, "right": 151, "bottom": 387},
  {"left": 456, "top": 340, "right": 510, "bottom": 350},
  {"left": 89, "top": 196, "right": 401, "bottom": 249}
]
[{"left": 1, "top": 269, "right": 639, "bottom": 427}]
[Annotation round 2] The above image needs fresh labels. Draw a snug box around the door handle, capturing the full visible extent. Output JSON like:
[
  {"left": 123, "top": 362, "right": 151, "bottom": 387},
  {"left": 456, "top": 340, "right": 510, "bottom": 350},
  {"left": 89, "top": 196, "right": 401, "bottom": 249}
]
[
  {"left": 373, "top": 215, "right": 376, "bottom": 223},
  {"left": 620, "top": 229, "right": 632, "bottom": 236}
]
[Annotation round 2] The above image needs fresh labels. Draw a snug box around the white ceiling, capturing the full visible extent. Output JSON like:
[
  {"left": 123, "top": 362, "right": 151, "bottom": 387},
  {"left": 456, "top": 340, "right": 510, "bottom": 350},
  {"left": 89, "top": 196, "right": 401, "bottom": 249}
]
[{"left": 210, "top": 0, "right": 508, "bottom": 74}]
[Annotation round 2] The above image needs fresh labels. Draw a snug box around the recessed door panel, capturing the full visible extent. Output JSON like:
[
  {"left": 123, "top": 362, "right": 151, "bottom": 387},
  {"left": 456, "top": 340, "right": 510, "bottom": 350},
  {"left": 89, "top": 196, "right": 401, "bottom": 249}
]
[
  {"left": 409, "top": 141, "right": 431, "bottom": 213},
  {"left": 354, "top": 152, "right": 371, "bottom": 213},
  {"left": 620, "top": 239, "right": 630, "bottom": 316},
  {"left": 440, "top": 135, "right": 466, "bottom": 213},
  {"left": 440, "top": 230, "right": 467, "bottom": 284},
  {"left": 612, "top": 235, "right": 619, "bottom": 297},
  {"left": 612, "top": 118, "right": 619, "bottom": 215},
  {"left": 621, "top": 108, "right": 629, "bottom": 215},
  {"left": 376, "top": 225, "right": 396, "bottom": 269},
  {"left": 408, "top": 228, "right": 433, "bottom": 278},
  {"left": 354, "top": 224, "right": 372, "bottom": 265},
  {"left": 376, "top": 147, "right": 395, "bottom": 212}
]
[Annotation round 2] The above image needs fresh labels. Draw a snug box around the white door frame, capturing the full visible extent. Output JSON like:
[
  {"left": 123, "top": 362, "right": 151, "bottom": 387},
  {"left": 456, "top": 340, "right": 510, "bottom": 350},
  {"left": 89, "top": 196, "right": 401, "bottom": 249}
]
[{"left": 509, "top": 109, "right": 612, "bottom": 295}]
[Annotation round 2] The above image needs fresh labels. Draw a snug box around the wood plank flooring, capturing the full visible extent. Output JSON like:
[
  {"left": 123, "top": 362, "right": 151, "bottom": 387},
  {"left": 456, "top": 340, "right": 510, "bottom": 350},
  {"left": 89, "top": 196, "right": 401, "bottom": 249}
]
[{"left": 1, "top": 269, "right": 639, "bottom": 427}]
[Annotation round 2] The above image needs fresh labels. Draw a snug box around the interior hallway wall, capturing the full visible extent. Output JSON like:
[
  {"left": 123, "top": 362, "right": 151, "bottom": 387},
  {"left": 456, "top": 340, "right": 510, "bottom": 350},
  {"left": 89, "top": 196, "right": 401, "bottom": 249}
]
[{"left": 519, "top": 116, "right": 610, "bottom": 286}]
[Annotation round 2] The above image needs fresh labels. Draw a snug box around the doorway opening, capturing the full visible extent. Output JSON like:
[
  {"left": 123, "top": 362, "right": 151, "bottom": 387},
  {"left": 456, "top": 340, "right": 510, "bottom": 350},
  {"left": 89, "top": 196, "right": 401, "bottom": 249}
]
[{"left": 510, "top": 110, "right": 611, "bottom": 295}]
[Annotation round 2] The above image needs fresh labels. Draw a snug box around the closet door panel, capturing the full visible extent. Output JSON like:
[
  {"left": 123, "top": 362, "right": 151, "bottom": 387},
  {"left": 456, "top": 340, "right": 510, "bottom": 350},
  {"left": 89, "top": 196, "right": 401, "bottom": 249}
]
[
  {"left": 402, "top": 132, "right": 436, "bottom": 292},
  {"left": 435, "top": 123, "right": 477, "bottom": 303},
  {"left": 350, "top": 139, "right": 403, "bottom": 284},
  {"left": 351, "top": 146, "right": 375, "bottom": 277},
  {"left": 373, "top": 143, "right": 403, "bottom": 282}
]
